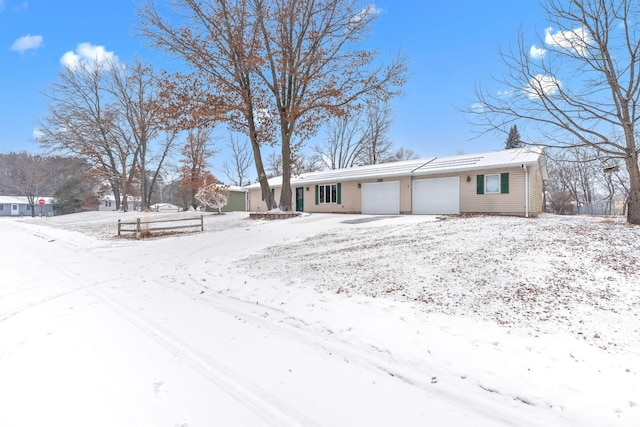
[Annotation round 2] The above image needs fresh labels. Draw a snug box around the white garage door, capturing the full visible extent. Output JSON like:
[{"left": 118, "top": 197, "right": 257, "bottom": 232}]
[
  {"left": 413, "top": 177, "right": 460, "bottom": 214},
  {"left": 362, "top": 181, "right": 400, "bottom": 215}
]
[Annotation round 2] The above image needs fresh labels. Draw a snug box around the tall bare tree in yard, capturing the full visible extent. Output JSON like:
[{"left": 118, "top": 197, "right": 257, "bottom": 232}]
[
  {"left": 316, "top": 102, "right": 404, "bottom": 168},
  {"left": 222, "top": 135, "right": 253, "bottom": 186},
  {"left": 38, "top": 60, "right": 135, "bottom": 210},
  {"left": 139, "top": 0, "right": 406, "bottom": 211},
  {"left": 108, "top": 60, "right": 178, "bottom": 211},
  {"left": 472, "top": 0, "right": 640, "bottom": 224},
  {"left": 547, "top": 147, "right": 598, "bottom": 211},
  {"left": 180, "top": 128, "right": 216, "bottom": 209},
  {"left": 38, "top": 59, "right": 174, "bottom": 212},
  {"left": 315, "top": 112, "right": 368, "bottom": 169}
]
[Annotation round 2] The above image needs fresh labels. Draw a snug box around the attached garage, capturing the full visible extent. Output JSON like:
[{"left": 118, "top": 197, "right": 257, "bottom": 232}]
[
  {"left": 412, "top": 177, "right": 460, "bottom": 214},
  {"left": 362, "top": 181, "right": 400, "bottom": 215}
]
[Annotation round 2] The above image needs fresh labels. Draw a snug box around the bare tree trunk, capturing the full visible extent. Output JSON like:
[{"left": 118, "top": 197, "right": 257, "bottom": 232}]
[
  {"left": 624, "top": 154, "right": 640, "bottom": 224},
  {"left": 280, "top": 132, "right": 292, "bottom": 211},
  {"left": 248, "top": 119, "right": 276, "bottom": 210}
]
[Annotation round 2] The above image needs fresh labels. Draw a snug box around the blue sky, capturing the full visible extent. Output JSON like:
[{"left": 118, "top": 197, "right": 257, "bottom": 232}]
[{"left": 0, "top": 0, "right": 547, "bottom": 173}]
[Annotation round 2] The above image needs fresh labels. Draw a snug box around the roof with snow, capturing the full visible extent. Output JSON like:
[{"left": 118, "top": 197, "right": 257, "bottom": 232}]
[
  {"left": 245, "top": 146, "right": 547, "bottom": 189},
  {"left": 0, "top": 196, "right": 54, "bottom": 204}
]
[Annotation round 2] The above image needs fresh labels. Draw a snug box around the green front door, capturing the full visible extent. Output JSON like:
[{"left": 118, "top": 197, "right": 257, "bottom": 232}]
[{"left": 295, "top": 187, "right": 304, "bottom": 212}]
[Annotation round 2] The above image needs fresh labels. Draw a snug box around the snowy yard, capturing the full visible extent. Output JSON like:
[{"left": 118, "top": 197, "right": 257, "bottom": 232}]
[{"left": 0, "top": 211, "right": 638, "bottom": 426}]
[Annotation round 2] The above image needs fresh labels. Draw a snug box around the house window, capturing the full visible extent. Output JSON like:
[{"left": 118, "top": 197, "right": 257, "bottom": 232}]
[
  {"left": 315, "top": 183, "right": 342, "bottom": 204},
  {"left": 0, "top": 204, "right": 4, "bottom": 211},
  {"left": 485, "top": 174, "right": 500, "bottom": 193},
  {"left": 476, "top": 173, "right": 509, "bottom": 194},
  {"left": 320, "top": 184, "right": 336, "bottom": 204},
  {"left": 27, "top": 205, "right": 31, "bottom": 211},
  {"left": 105, "top": 201, "right": 112, "bottom": 207}
]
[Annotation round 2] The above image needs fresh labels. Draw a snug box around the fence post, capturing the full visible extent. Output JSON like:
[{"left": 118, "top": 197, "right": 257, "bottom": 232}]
[
  {"left": 200, "top": 214, "right": 204, "bottom": 232},
  {"left": 118, "top": 219, "right": 121, "bottom": 236}
]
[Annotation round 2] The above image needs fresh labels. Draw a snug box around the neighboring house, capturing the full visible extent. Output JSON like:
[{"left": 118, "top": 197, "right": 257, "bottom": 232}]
[
  {"left": 98, "top": 194, "right": 141, "bottom": 211},
  {"left": 245, "top": 146, "right": 548, "bottom": 217},
  {"left": 151, "top": 203, "right": 181, "bottom": 212},
  {"left": 0, "top": 196, "right": 55, "bottom": 217}
]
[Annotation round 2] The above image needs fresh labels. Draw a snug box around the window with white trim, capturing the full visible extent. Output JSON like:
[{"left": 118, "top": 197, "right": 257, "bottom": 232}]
[
  {"left": 319, "top": 184, "right": 337, "bottom": 204},
  {"left": 485, "top": 174, "right": 500, "bottom": 194}
]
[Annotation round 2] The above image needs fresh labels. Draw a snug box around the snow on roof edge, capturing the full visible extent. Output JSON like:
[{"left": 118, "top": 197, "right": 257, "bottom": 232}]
[{"left": 244, "top": 146, "right": 545, "bottom": 189}]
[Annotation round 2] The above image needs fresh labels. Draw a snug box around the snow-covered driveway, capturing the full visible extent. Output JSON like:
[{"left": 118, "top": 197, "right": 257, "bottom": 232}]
[{"left": 0, "top": 212, "right": 638, "bottom": 426}]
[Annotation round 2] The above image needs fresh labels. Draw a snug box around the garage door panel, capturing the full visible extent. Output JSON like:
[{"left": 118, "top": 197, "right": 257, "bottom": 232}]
[
  {"left": 362, "top": 181, "right": 400, "bottom": 215},
  {"left": 413, "top": 177, "right": 459, "bottom": 214}
]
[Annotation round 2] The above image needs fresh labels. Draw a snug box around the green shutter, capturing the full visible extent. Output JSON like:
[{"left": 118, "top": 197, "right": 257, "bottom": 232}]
[
  {"left": 315, "top": 185, "right": 319, "bottom": 205},
  {"left": 476, "top": 175, "right": 484, "bottom": 195},
  {"left": 501, "top": 173, "right": 509, "bottom": 194},
  {"left": 336, "top": 183, "right": 341, "bottom": 204}
]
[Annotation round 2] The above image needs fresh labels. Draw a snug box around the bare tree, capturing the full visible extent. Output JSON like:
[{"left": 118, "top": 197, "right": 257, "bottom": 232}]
[
  {"left": 265, "top": 152, "right": 282, "bottom": 179},
  {"left": 547, "top": 148, "right": 598, "bottom": 209},
  {"left": 139, "top": 0, "right": 407, "bottom": 211},
  {"left": 108, "top": 60, "right": 179, "bottom": 211},
  {"left": 386, "top": 147, "right": 420, "bottom": 163},
  {"left": 38, "top": 59, "right": 173, "bottom": 212},
  {"left": 315, "top": 102, "right": 398, "bottom": 168},
  {"left": 180, "top": 128, "right": 216, "bottom": 209},
  {"left": 38, "top": 60, "right": 136, "bottom": 211},
  {"left": 139, "top": 0, "right": 278, "bottom": 210},
  {"left": 360, "top": 103, "right": 395, "bottom": 165},
  {"left": 315, "top": 112, "right": 368, "bottom": 169},
  {"left": 0, "top": 152, "right": 48, "bottom": 217},
  {"left": 472, "top": 0, "right": 640, "bottom": 224},
  {"left": 222, "top": 135, "right": 253, "bottom": 186}
]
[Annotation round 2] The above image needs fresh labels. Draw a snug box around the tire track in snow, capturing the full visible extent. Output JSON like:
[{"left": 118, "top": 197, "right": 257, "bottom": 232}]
[{"left": 16, "top": 227, "right": 321, "bottom": 427}]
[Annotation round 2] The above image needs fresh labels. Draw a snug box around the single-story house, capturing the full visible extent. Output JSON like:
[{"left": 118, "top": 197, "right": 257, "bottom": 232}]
[
  {"left": 98, "top": 194, "right": 141, "bottom": 211},
  {"left": 245, "top": 146, "right": 548, "bottom": 217},
  {"left": 0, "top": 196, "right": 55, "bottom": 217}
]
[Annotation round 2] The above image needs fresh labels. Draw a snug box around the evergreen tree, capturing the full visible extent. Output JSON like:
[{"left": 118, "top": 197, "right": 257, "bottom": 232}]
[{"left": 505, "top": 125, "right": 524, "bottom": 149}]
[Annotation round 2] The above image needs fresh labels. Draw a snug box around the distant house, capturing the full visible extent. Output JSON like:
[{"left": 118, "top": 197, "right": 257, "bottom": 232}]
[
  {"left": 245, "top": 146, "right": 548, "bottom": 217},
  {"left": 98, "top": 194, "right": 141, "bottom": 211},
  {"left": 0, "top": 196, "right": 55, "bottom": 217}
]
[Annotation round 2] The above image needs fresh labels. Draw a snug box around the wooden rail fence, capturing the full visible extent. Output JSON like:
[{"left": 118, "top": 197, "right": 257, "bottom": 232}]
[{"left": 118, "top": 215, "right": 204, "bottom": 238}]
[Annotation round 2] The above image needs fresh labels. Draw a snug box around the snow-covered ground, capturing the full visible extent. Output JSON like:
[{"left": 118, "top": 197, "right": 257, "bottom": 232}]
[{"left": 0, "top": 211, "right": 638, "bottom": 427}]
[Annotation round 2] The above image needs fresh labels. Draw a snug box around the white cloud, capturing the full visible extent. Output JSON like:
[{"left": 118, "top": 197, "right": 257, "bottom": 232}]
[
  {"left": 523, "top": 74, "right": 561, "bottom": 99},
  {"left": 529, "top": 44, "right": 546, "bottom": 60},
  {"left": 60, "top": 42, "right": 118, "bottom": 71},
  {"left": 470, "top": 102, "right": 485, "bottom": 114},
  {"left": 31, "top": 128, "right": 44, "bottom": 142},
  {"left": 544, "top": 26, "right": 591, "bottom": 56},
  {"left": 350, "top": 4, "right": 382, "bottom": 28},
  {"left": 497, "top": 88, "right": 516, "bottom": 97},
  {"left": 10, "top": 34, "right": 43, "bottom": 53}
]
